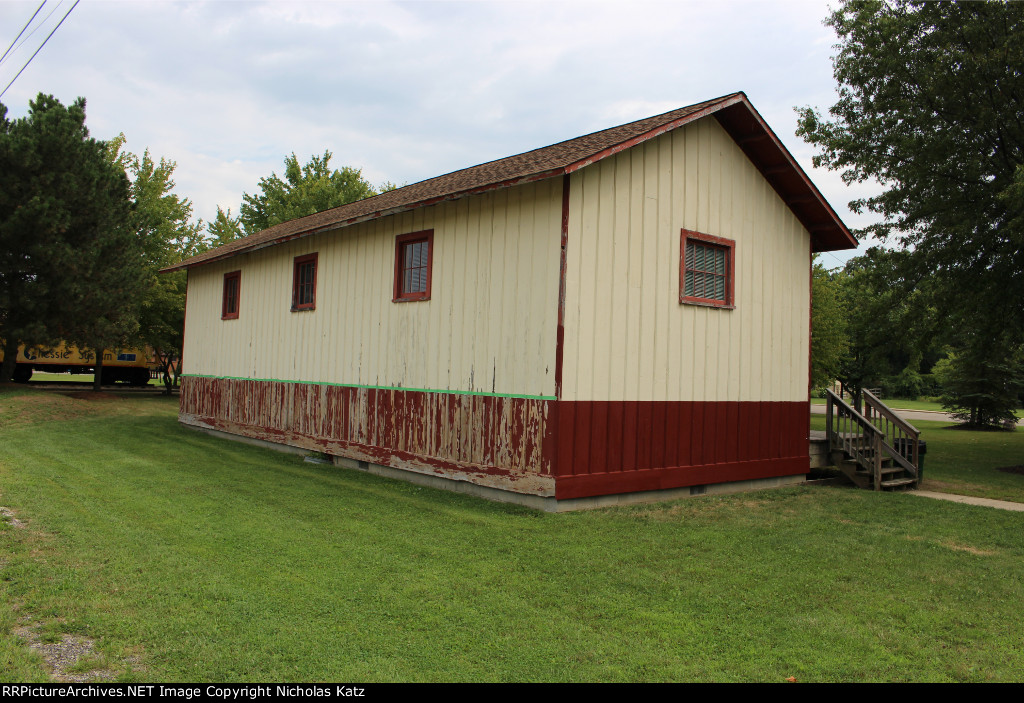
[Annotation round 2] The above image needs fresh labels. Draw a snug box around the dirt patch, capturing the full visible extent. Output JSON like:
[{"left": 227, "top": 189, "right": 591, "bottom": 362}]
[
  {"left": 56, "top": 391, "right": 120, "bottom": 401},
  {"left": 996, "top": 465, "right": 1024, "bottom": 476},
  {"left": 12, "top": 621, "right": 119, "bottom": 683},
  {"left": 0, "top": 506, "right": 27, "bottom": 529},
  {"left": 918, "top": 478, "right": 992, "bottom": 494},
  {"left": 939, "top": 540, "right": 998, "bottom": 556}
]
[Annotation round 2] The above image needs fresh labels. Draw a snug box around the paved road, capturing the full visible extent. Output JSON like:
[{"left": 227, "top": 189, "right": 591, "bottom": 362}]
[{"left": 810, "top": 402, "right": 1024, "bottom": 427}]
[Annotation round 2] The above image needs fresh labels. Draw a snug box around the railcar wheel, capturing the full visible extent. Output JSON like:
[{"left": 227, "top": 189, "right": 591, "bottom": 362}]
[{"left": 12, "top": 365, "right": 32, "bottom": 383}]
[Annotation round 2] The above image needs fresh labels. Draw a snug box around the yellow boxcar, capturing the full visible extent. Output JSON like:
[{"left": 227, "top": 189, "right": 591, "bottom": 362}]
[{"left": 0, "top": 342, "right": 155, "bottom": 386}]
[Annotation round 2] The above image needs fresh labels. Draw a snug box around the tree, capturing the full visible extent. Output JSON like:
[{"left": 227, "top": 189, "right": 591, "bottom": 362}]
[
  {"left": 810, "top": 260, "right": 849, "bottom": 391},
  {"left": 239, "top": 151, "right": 379, "bottom": 235},
  {"left": 0, "top": 94, "right": 141, "bottom": 386},
  {"left": 108, "top": 137, "right": 205, "bottom": 393},
  {"left": 933, "top": 345, "right": 1024, "bottom": 428},
  {"left": 831, "top": 249, "right": 941, "bottom": 410},
  {"left": 207, "top": 205, "right": 243, "bottom": 247},
  {"left": 797, "top": 0, "right": 1024, "bottom": 420}
]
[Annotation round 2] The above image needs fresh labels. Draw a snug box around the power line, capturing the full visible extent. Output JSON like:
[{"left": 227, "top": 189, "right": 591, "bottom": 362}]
[
  {"left": 0, "top": 0, "right": 79, "bottom": 100},
  {"left": 3, "top": 1, "right": 66, "bottom": 69},
  {"left": 0, "top": 1, "right": 46, "bottom": 66}
]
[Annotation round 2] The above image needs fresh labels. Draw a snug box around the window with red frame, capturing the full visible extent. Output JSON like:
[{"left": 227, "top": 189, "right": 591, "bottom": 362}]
[
  {"left": 680, "top": 230, "right": 734, "bottom": 308},
  {"left": 222, "top": 270, "right": 241, "bottom": 319},
  {"left": 393, "top": 230, "right": 433, "bottom": 302},
  {"left": 292, "top": 253, "right": 318, "bottom": 311}
]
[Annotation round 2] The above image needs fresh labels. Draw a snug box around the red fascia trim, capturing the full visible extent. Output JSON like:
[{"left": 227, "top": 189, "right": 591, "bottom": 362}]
[
  {"left": 713, "top": 101, "right": 857, "bottom": 252},
  {"left": 221, "top": 270, "right": 241, "bottom": 320},
  {"left": 392, "top": 229, "right": 434, "bottom": 302},
  {"left": 554, "top": 174, "right": 570, "bottom": 400},
  {"left": 679, "top": 229, "right": 736, "bottom": 309},
  {"left": 563, "top": 96, "right": 745, "bottom": 175},
  {"left": 291, "top": 252, "right": 318, "bottom": 311}
]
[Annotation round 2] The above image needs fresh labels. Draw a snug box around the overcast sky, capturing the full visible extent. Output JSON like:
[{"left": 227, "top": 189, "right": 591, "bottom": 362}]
[{"left": 0, "top": 0, "right": 878, "bottom": 268}]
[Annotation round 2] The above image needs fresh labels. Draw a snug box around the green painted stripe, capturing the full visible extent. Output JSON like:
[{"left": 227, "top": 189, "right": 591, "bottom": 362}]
[{"left": 181, "top": 373, "right": 556, "bottom": 401}]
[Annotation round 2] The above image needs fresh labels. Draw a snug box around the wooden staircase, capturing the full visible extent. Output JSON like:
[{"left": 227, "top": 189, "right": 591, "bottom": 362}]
[{"left": 825, "top": 389, "right": 921, "bottom": 490}]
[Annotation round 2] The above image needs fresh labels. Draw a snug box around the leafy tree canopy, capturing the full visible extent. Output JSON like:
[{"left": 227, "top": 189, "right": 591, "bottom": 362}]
[
  {"left": 810, "top": 260, "right": 849, "bottom": 390},
  {"left": 825, "top": 249, "right": 943, "bottom": 409},
  {"left": 107, "top": 136, "right": 205, "bottom": 390},
  {"left": 797, "top": 0, "right": 1024, "bottom": 339},
  {"left": 208, "top": 205, "right": 244, "bottom": 248},
  {"left": 239, "top": 151, "right": 380, "bottom": 236}
]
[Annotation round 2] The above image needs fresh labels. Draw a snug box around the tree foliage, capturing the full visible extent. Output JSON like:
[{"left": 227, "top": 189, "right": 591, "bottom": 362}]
[
  {"left": 797, "top": 1, "right": 1024, "bottom": 328},
  {"left": 830, "top": 249, "right": 942, "bottom": 409},
  {"left": 239, "top": 151, "right": 379, "bottom": 236},
  {"left": 797, "top": 0, "right": 1024, "bottom": 421},
  {"left": 207, "top": 205, "right": 244, "bottom": 248},
  {"left": 933, "top": 345, "right": 1024, "bottom": 428},
  {"left": 108, "top": 137, "right": 205, "bottom": 391},
  {"left": 810, "top": 260, "right": 849, "bottom": 390},
  {"left": 0, "top": 94, "right": 141, "bottom": 385}
]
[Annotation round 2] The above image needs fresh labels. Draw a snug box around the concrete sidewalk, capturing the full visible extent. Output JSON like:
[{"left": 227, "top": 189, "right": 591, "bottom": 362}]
[{"left": 910, "top": 490, "right": 1024, "bottom": 512}]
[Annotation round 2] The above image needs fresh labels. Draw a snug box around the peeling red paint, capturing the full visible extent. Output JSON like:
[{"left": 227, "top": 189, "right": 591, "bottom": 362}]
[{"left": 180, "top": 377, "right": 809, "bottom": 501}]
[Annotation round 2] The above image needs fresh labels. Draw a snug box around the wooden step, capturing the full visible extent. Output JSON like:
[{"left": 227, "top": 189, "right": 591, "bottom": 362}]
[
  {"left": 853, "top": 465, "right": 904, "bottom": 476},
  {"left": 880, "top": 477, "right": 916, "bottom": 489}
]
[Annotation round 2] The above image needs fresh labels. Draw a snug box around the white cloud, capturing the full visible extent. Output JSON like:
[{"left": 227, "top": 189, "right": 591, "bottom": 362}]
[{"left": 0, "top": 0, "right": 875, "bottom": 242}]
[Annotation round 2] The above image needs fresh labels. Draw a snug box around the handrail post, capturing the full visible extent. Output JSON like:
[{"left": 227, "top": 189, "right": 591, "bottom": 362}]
[
  {"left": 826, "top": 394, "right": 833, "bottom": 453},
  {"left": 873, "top": 432, "right": 882, "bottom": 491}
]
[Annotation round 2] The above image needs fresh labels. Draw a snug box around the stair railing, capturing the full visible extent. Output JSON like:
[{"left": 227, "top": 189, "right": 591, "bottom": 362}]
[
  {"left": 826, "top": 390, "right": 921, "bottom": 489},
  {"left": 862, "top": 389, "right": 921, "bottom": 477},
  {"left": 825, "top": 390, "right": 886, "bottom": 490}
]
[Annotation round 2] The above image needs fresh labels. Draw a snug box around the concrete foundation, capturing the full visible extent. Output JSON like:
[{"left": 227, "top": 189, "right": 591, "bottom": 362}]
[{"left": 185, "top": 423, "right": 807, "bottom": 512}]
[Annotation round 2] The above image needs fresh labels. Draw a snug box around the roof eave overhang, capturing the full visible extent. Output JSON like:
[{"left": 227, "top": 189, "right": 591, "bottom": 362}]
[
  {"left": 161, "top": 93, "right": 855, "bottom": 274},
  {"left": 159, "top": 166, "right": 569, "bottom": 274},
  {"left": 710, "top": 99, "right": 857, "bottom": 253}
]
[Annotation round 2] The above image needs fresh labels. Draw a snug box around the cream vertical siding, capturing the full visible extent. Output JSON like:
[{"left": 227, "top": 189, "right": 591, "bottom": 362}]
[
  {"left": 184, "top": 178, "right": 563, "bottom": 398},
  {"left": 561, "top": 118, "right": 812, "bottom": 403}
]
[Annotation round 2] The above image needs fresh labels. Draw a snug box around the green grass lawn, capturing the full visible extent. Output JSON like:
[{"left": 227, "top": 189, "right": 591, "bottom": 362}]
[
  {"left": 2, "top": 386, "right": 1024, "bottom": 682},
  {"left": 811, "top": 396, "right": 1024, "bottom": 418},
  {"left": 811, "top": 415, "right": 1024, "bottom": 503},
  {"left": 26, "top": 371, "right": 163, "bottom": 387}
]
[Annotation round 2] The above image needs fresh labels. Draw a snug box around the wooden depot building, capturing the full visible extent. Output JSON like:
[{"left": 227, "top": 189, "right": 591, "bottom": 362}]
[{"left": 162, "top": 92, "right": 857, "bottom": 510}]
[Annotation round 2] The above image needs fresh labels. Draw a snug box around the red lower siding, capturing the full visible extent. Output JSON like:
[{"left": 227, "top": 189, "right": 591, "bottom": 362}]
[
  {"left": 549, "top": 400, "right": 808, "bottom": 499},
  {"left": 180, "top": 377, "right": 808, "bottom": 499}
]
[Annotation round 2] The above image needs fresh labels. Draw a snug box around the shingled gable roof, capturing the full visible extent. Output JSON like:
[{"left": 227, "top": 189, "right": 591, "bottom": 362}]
[{"left": 162, "top": 92, "right": 855, "bottom": 273}]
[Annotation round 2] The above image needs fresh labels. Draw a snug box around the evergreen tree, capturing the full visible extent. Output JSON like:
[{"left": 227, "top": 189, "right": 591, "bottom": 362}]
[
  {"left": 933, "top": 345, "right": 1024, "bottom": 428},
  {"left": 0, "top": 94, "right": 140, "bottom": 385}
]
